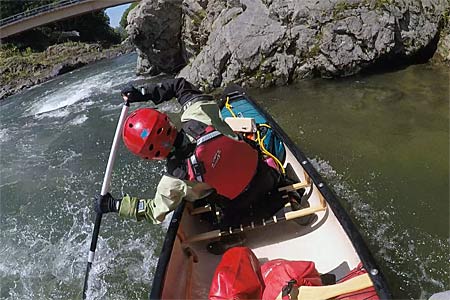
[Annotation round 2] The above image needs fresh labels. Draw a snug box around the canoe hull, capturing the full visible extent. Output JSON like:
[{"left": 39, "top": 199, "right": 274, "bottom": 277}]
[{"left": 150, "top": 84, "right": 392, "bottom": 299}]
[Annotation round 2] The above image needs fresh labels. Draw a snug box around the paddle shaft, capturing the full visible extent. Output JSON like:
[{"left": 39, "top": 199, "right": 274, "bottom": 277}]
[{"left": 82, "top": 102, "right": 129, "bottom": 299}]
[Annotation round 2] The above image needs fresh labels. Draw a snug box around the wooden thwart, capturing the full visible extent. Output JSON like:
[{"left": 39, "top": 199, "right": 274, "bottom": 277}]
[
  {"left": 275, "top": 273, "right": 373, "bottom": 300},
  {"left": 184, "top": 201, "right": 327, "bottom": 244},
  {"left": 189, "top": 205, "right": 212, "bottom": 216},
  {"left": 278, "top": 180, "right": 311, "bottom": 193}
]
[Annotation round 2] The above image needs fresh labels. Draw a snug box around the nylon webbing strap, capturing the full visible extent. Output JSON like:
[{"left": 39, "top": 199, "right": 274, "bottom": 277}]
[
  {"left": 189, "top": 155, "right": 204, "bottom": 182},
  {"left": 189, "top": 130, "right": 221, "bottom": 182},
  {"left": 196, "top": 130, "right": 221, "bottom": 145}
]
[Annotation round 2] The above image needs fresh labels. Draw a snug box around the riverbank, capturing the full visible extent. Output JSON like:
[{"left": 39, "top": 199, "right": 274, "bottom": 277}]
[{"left": 0, "top": 41, "right": 133, "bottom": 100}]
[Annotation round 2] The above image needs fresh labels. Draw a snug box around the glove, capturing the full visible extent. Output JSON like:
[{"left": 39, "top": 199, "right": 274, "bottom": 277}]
[
  {"left": 94, "top": 193, "right": 121, "bottom": 214},
  {"left": 121, "top": 84, "right": 146, "bottom": 103}
]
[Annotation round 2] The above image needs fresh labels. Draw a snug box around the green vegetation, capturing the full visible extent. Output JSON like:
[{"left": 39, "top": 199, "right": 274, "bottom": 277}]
[
  {"left": 332, "top": 1, "right": 361, "bottom": 19},
  {"left": 1, "top": 0, "right": 121, "bottom": 50},
  {"left": 120, "top": 2, "right": 139, "bottom": 29},
  {"left": 308, "top": 44, "right": 321, "bottom": 58},
  {"left": 373, "top": 0, "right": 393, "bottom": 10},
  {"left": 191, "top": 9, "right": 207, "bottom": 27},
  {"left": 0, "top": 42, "right": 124, "bottom": 85},
  {"left": 307, "top": 31, "right": 323, "bottom": 58},
  {"left": 442, "top": 6, "right": 450, "bottom": 33}
]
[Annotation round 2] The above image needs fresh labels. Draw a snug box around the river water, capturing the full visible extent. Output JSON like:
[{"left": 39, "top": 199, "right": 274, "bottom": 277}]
[{"left": 0, "top": 53, "right": 448, "bottom": 299}]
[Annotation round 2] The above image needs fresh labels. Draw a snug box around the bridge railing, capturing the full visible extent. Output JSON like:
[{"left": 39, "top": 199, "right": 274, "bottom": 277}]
[{"left": 0, "top": 0, "right": 88, "bottom": 27}]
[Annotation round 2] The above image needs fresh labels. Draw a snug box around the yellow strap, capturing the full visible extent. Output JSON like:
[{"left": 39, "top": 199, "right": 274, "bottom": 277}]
[
  {"left": 225, "top": 97, "right": 237, "bottom": 118},
  {"left": 225, "top": 98, "right": 285, "bottom": 174},
  {"left": 256, "top": 128, "right": 286, "bottom": 174}
]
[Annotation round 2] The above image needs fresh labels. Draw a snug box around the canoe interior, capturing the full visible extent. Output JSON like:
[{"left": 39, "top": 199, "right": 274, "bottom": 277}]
[
  {"left": 151, "top": 85, "right": 391, "bottom": 299},
  {"left": 160, "top": 144, "right": 361, "bottom": 299}
]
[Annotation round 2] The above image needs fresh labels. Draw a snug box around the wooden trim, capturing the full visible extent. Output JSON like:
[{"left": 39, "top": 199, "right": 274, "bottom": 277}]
[
  {"left": 278, "top": 181, "right": 311, "bottom": 192},
  {"left": 284, "top": 204, "right": 326, "bottom": 221},
  {"left": 189, "top": 205, "right": 212, "bottom": 215},
  {"left": 184, "top": 229, "right": 222, "bottom": 244},
  {"left": 184, "top": 201, "right": 327, "bottom": 244}
]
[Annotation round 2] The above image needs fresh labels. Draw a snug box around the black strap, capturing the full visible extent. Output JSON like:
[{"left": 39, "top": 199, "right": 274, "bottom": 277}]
[
  {"left": 182, "top": 119, "right": 209, "bottom": 139},
  {"left": 281, "top": 279, "right": 298, "bottom": 298},
  {"left": 166, "top": 155, "right": 188, "bottom": 179},
  {"left": 166, "top": 133, "right": 196, "bottom": 180}
]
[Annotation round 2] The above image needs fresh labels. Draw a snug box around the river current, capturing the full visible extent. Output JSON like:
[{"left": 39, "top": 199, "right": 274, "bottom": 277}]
[{"left": 0, "top": 53, "right": 448, "bottom": 299}]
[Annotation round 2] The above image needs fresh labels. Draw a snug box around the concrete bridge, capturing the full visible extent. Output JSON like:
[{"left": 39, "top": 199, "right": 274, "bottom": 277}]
[{"left": 0, "top": 0, "right": 139, "bottom": 40}]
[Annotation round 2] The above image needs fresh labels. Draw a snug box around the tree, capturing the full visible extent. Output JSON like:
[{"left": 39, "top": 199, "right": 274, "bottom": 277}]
[
  {"left": 120, "top": 2, "right": 139, "bottom": 29},
  {"left": 0, "top": 0, "right": 56, "bottom": 18}
]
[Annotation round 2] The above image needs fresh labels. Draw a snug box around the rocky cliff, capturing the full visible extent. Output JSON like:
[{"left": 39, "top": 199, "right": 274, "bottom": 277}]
[{"left": 127, "top": 0, "right": 449, "bottom": 90}]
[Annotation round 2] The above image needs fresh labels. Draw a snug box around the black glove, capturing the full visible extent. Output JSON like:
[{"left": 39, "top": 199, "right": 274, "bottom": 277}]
[
  {"left": 94, "top": 193, "right": 121, "bottom": 214},
  {"left": 121, "top": 84, "right": 146, "bottom": 103}
]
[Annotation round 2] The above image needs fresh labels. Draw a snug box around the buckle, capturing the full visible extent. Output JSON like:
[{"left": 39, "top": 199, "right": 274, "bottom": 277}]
[{"left": 192, "top": 161, "right": 205, "bottom": 176}]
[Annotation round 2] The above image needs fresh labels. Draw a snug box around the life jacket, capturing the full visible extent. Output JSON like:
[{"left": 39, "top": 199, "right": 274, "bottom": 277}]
[{"left": 182, "top": 120, "right": 259, "bottom": 200}]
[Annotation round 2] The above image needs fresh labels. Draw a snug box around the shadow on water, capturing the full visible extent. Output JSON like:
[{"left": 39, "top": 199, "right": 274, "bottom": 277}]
[{"left": 361, "top": 27, "right": 441, "bottom": 76}]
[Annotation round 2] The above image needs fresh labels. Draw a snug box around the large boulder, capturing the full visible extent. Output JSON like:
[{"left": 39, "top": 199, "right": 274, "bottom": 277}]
[
  {"left": 129, "top": 0, "right": 449, "bottom": 89},
  {"left": 127, "top": 0, "right": 186, "bottom": 75}
]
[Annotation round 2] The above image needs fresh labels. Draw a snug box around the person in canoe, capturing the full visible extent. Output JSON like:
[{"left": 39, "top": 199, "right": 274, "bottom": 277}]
[{"left": 94, "top": 78, "right": 303, "bottom": 229}]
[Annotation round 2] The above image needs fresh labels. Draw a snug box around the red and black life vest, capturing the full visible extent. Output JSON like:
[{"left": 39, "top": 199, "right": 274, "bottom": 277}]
[{"left": 182, "top": 120, "right": 259, "bottom": 200}]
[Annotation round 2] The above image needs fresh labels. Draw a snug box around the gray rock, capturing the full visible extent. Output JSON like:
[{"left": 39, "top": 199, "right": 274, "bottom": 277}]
[
  {"left": 127, "top": 0, "right": 186, "bottom": 75},
  {"left": 128, "top": 0, "right": 449, "bottom": 88}
]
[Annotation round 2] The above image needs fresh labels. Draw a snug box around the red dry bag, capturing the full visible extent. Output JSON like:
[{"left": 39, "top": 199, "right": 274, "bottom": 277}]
[
  {"left": 209, "top": 247, "right": 265, "bottom": 300},
  {"left": 261, "top": 259, "right": 323, "bottom": 300}
]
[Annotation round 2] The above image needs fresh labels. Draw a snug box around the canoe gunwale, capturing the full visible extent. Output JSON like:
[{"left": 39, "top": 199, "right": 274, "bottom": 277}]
[{"left": 149, "top": 201, "right": 185, "bottom": 300}]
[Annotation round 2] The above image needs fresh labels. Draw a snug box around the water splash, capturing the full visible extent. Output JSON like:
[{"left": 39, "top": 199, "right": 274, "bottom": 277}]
[
  {"left": 310, "top": 158, "right": 449, "bottom": 298},
  {"left": 26, "top": 56, "right": 138, "bottom": 118},
  {"left": 68, "top": 115, "right": 89, "bottom": 126},
  {"left": 0, "top": 128, "right": 11, "bottom": 143}
]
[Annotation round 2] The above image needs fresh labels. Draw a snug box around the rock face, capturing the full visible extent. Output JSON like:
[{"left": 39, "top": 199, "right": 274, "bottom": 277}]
[
  {"left": 432, "top": 7, "right": 450, "bottom": 65},
  {"left": 127, "top": 0, "right": 449, "bottom": 90},
  {"left": 433, "top": 32, "right": 450, "bottom": 64},
  {"left": 127, "top": 0, "right": 186, "bottom": 75}
]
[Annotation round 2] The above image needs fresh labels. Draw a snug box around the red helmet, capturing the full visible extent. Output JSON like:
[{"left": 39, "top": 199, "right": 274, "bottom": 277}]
[{"left": 122, "top": 108, "right": 177, "bottom": 160}]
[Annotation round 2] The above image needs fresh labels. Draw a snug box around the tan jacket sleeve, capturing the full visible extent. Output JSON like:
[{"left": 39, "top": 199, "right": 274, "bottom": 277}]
[{"left": 119, "top": 175, "right": 214, "bottom": 223}]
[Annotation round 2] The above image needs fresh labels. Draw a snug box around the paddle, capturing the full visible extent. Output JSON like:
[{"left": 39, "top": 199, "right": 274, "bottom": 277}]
[{"left": 82, "top": 101, "right": 130, "bottom": 299}]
